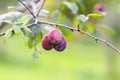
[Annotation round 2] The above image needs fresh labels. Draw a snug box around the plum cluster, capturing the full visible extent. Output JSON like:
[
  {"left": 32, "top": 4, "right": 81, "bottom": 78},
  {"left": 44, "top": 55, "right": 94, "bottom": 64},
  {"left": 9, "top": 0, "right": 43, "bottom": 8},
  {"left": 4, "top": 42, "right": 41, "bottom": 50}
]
[{"left": 42, "top": 29, "right": 67, "bottom": 51}]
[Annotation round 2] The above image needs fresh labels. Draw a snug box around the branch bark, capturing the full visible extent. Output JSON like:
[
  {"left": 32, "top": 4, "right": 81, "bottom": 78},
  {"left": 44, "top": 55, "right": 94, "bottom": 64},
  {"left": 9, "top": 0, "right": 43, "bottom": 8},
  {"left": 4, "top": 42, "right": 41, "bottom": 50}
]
[
  {"left": 36, "top": 0, "right": 46, "bottom": 17},
  {"left": 18, "top": 0, "right": 36, "bottom": 18}
]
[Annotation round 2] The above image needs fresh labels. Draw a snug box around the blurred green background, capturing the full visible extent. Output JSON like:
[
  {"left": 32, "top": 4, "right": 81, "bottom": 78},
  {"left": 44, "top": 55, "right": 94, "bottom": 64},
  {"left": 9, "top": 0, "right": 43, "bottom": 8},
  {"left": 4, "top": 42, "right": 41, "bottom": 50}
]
[{"left": 0, "top": 0, "right": 120, "bottom": 80}]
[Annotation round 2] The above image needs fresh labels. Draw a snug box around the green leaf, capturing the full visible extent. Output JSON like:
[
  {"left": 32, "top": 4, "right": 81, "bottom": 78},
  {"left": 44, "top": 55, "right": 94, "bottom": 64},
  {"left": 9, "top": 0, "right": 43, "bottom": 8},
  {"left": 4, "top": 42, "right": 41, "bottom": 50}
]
[
  {"left": 0, "top": 20, "right": 13, "bottom": 33},
  {"left": 87, "top": 22, "right": 95, "bottom": 33},
  {"left": 32, "top": 51, "right": 40, "bottom": 59},
  {"left": 50, "top": 10, "right": 70, "bottom": 25},
  {"left": 58, "top": 27, "right": 73, "bottom": 40},
  {"left": 93, "top": 28, "right": 101, "bottom": 37},
  {"left": 100, "top": 24, "right": 116, "bottom": 35},
  {"left": 87, "top": 13, "right": 104, "bottom": 18},
  {"left": 13, "top": 25, "right": 21, "bottom": 34},
  {"left": 18, "top": 16, "right": 30, "bottom": 24},
  {"left": 59, "top": 13, "right": 70, "bottom": 25},
  {"left": 80, "top": 22, "right": 87, "bottom": 31},
  {"left": 36, "top": 32, "right": 43, "bottom": 44},
  {"left": 8, "top": 6, "right": 17, "bottom": 11},
  {"left": 39, "top": 9, "right": 50, "bottom": 17},
  {"left": 10, "top": 30, "right": 15, "bottom": 37},
  {"left": 23, "top": 24, "right": 43, "bottom": 49},
  {"left": 76, "top": 1, "right": 86, "bottom": 13},
  {"left": 27, "top": 39, "right": 34, "bottom": 49},
  {"left": 21, "top": 25, "right": 32, "bottom": 33},
  {"left": 0, "top": 12, "right": 24, "bottom": 22},
  {"left": 63, "top": 1, "right": 78, "bottom": 14},
  {"left": 35, "top": 24, "right": 43, "bottom": 44},
  {"left": 50, "top": 10, "right": 60, "bottom": 20},
  {"left": 77, "top": 14, "right": 89, "bottom": 22},
  {"left": 2, "top": 28, "right": 13, "bottom": 44},
  {"left": 13, "top": 25, "right": 27, "bottom": 45},
  {"left": 2, "top": 20, "right": 13, "bottom": 24}
]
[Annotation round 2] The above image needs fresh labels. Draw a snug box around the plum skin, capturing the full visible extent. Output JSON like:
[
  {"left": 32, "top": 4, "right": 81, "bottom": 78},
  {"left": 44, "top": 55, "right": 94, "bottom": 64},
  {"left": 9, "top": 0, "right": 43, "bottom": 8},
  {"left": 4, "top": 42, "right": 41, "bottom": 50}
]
[
  {"left": 42, "top": 34, "right": 53, "bottom": 50},
  {"left": 48, "top": 29, "right": 62, "bottom": 44},
  {"left": 54, "top": 36, "right": 67, "bottom": 51}
]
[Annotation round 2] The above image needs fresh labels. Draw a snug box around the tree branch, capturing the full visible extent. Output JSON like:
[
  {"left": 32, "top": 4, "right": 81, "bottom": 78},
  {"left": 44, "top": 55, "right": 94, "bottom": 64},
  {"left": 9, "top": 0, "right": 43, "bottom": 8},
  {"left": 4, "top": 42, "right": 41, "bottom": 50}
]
[
  {"left": 0, "top": 20, "right": 120, "bottom": 54},
  {"left": 37, "top": 20, "right": 120, "bottom": 54},
  {"left": 18, "top": 0, "right": 36, "bottom": 18},
  {"left": 0, "top": 33, "right": 5, "bottom": 36},
  {"left": 36, "top": 0, "right": 46, "bottom": 17}
]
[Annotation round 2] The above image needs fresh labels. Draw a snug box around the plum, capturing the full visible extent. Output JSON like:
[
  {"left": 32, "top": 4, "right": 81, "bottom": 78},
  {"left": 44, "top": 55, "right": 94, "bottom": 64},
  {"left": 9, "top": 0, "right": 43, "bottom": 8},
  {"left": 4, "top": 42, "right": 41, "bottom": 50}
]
[
  {"left": 54, "top": 36, "right": 67, "bottom": 51},
  {"left": 48, "top": 29, "right": 62, "bottom": 44},
  {"left": 42, "top": 34, "right": 53, "bottom": 50}
]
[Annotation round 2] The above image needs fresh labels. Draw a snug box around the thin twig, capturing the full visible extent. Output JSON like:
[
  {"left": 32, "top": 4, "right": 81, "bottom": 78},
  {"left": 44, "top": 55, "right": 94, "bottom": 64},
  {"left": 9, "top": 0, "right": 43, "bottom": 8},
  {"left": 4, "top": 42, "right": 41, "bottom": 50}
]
[
  {"left": 18, "top": 0, "right": 36, "bottom": 18},
  {"left": 33, "top": 19, "right": 39, "bottom": 52},
  {"left": 38, "top": 21, "right": 78, "bottom": 31},
  {"left": 36, "top": 0, "right": 46, "bottom": 17},
  {"left": 0, "top": 33, "right": 5, "bottom": 36},
  {"left": 29, "top": 1, "right": 37, "bottom": 15}
]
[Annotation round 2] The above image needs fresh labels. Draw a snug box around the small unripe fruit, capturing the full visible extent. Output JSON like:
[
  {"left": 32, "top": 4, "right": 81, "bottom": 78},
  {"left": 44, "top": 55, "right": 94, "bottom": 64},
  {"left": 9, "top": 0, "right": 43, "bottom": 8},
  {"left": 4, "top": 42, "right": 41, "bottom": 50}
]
[
  {"left": 54, "top": 36, "right": 67, "bottom": 51},
  {"left": 94, "top": 3, "right": 104, "bottom": 12},
  {"left": 48, "top": 29, "right": 62, "bottom": 44},
  {"left": 42, "top": 34, "right": 53, "bottom": 50}
]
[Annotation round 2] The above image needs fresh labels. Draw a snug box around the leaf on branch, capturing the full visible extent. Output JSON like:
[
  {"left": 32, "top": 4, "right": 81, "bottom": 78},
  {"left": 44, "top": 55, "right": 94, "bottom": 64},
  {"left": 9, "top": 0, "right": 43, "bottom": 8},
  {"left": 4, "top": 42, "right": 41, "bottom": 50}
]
[
  {"left": 27, "top": 39, "right": 34, "bottom": 49},
  {"left": 35, "top": 24, "right": 43, "bottom": 43},
  {"left": 8, "top": 6, "right": 17, "bottom": 11},
  {"left": 13, "top": 25, "right": 22, "bottom": 35},
  {"left": 2, "top": 28, "right": 13, "bottom": 44},
  {"left": 50, "top": 10, "right": 70, "bottom": 25},
  {"left": 1, "top": 20, "right": 13, "bottom": 24},
  {"left": 100, "top": 24, "right": 116, "bottom": 35},
  {"left": 93, "top": 28, "right": 101, "bottom": 37},
  {"left": 87, "top": 13, "right": 105, "bottom": 18},
  {"left": 0, "top": 20, "right": 13, "bottom": 34},
  {"left": 22, "top": 24, "right": 43, "bottom": 49},
  {"left": 32, "top": 51, "right": 40, "bottom": 59},
  {"left": 50, "top": 10, "right": 60, "bottom": 20},
  {"left": 80, "top": 22, "right": 87, "bottom": 31},
  {"left": 18, "top": 16, "right": 30, "bottom": 24},
  {"left": 0, "top": 11, "right": 24, "bottom": 22},
  {"left": 58, "top": 27, "right": 73, "bottom": 40},
  {"left": 87, "top": 22, "right": 95, "bottom": 33},
  {"left": 21, "top": 25, "right": 32, "bottom": 33},
  {"left": 76, "top": 1, "right": 86, "bottom": 13},
  {"left": 39, "top": 9, "right": 50, "bottom": 18},
  {"left": 63, "top": 1, "right": 78, "bottom": 14}
]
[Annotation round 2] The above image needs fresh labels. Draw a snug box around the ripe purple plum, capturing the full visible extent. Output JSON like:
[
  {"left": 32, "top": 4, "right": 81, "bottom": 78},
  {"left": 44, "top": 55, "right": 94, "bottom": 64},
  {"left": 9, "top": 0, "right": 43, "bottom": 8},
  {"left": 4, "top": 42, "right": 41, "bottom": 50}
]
[
  {"left": 42, "top": 34, "right": 53, "bottom": 50},
  {"left": 48, "top": 29, "right": 62, "bottom": 44},
  {"left": 54, "top": 36, "right": 67, "bottom": 51}
]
